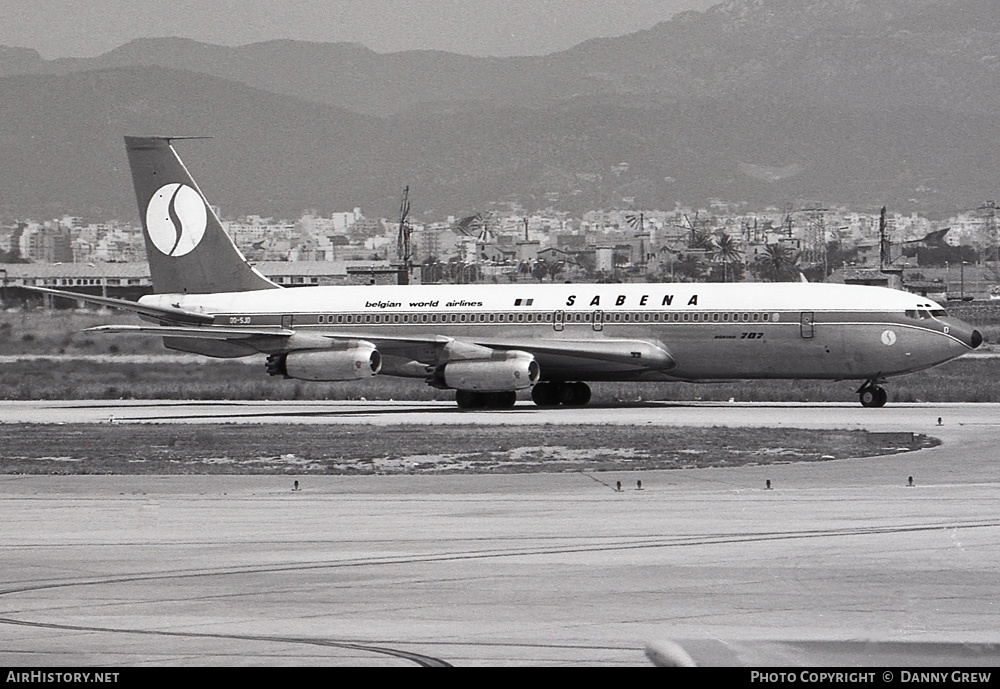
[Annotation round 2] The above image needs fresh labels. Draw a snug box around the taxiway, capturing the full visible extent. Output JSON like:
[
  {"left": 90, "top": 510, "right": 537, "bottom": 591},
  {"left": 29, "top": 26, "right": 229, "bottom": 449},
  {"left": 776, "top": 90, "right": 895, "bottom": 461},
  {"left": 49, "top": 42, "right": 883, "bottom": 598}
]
[{"left": 1, "top": 401, "right": 998, "bottom": 666}]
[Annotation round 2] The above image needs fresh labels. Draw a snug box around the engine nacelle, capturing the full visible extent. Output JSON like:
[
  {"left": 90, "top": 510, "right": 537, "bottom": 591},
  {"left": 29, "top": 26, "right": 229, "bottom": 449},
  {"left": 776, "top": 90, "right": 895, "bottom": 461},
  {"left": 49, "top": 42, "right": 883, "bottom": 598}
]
[
  {"left": 268, "top": 346, "right": 381, "bottom": 381},
  {"left": 438, "top": 353, "right": 540, "bottom": 392}
]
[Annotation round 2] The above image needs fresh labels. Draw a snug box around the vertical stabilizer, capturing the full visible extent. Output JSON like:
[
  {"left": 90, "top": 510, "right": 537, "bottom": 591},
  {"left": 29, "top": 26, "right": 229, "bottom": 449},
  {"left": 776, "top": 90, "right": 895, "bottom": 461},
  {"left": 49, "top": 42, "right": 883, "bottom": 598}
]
[{"left": 124, "top": 136, "right": 279, "bottom": 294}]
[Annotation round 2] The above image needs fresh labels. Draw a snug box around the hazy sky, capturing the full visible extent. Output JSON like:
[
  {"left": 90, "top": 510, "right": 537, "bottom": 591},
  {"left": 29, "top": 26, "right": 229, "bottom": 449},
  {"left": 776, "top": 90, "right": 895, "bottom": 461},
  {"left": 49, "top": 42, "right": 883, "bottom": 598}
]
[{"left": 1, "top": 0, "right": 721, "bottom": 59}]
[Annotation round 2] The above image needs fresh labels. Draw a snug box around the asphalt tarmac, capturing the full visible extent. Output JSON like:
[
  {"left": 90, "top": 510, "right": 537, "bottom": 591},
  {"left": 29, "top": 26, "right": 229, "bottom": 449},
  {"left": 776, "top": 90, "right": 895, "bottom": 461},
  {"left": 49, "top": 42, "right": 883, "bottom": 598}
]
[{"left": 1, "top": 400, "right": 999, "bottom": 667}]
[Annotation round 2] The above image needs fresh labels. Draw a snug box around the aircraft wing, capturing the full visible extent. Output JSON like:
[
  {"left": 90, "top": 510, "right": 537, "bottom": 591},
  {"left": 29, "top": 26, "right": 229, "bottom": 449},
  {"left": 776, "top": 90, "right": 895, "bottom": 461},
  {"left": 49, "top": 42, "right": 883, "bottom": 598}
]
[
  {"left": 339, "top": 333, "right": 675, "bottom": 371},
  {"left": 87, "top": 324, "right": 293, "bottom": 339},
  {"left": 20, "top": 286, "right": 213, "bottom": 325},
  {"left": 472, "top": 336, "right": 676, "bottom": 372},
  {"left": 86, "top": 322, "right": 676, "bottom": 373}
]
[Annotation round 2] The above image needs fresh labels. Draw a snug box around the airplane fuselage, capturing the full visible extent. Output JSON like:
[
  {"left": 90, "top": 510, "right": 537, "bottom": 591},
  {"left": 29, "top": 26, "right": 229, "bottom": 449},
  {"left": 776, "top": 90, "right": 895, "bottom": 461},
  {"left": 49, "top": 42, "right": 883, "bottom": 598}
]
[{"left": 140, "top": 281, "right": 980, "bottom": 384}]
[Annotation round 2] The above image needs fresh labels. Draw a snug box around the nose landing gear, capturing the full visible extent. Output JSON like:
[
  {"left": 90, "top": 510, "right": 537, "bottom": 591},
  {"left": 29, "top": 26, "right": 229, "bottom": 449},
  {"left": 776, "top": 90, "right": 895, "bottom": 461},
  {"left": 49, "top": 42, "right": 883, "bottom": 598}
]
[{"left": 857, "top": 379, "right": 888, "bottom": 408}]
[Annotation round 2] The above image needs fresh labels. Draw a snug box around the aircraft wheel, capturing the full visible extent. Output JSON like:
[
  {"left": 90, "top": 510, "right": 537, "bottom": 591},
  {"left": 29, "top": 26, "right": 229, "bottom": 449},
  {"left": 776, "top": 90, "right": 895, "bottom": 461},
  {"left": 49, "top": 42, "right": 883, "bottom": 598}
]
[
  {"left": 483, "top": 391, "right": 517, "bottom": 409},
  {"left": 531, "top": 382, "right": 561, "bottom": 407},
  {"left": 562, "top": 382, "right": 592, "bottom": 407},
  {"left": 457, "top": 390, "right": 517, "bottom": 409},
  {"left": 860, "top": 386, "right": 888, "bottom": 408},
  {"left": 556, "top": 381, "right": 589, "bottom": 406},
  {"left": 456, "top": 390, "right": 480, "bottom": 409}
]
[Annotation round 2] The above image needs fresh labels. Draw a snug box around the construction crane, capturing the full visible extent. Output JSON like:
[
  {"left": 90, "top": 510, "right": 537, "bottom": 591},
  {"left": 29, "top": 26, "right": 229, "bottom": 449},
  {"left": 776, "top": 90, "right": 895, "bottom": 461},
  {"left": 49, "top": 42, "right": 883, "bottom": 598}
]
[{"left": 395, "top": 186, "right": 412, "bottom": 284}]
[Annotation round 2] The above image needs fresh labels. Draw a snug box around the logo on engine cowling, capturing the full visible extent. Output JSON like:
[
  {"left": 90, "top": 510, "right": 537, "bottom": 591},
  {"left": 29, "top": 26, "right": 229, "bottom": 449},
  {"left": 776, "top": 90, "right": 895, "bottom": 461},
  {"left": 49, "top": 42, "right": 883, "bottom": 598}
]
[
  {"left": 145, "top": 183, "right": 207, "bottom": 256},
  {"left": 881, "top": 329, "right": 897, "bottom": 346}
]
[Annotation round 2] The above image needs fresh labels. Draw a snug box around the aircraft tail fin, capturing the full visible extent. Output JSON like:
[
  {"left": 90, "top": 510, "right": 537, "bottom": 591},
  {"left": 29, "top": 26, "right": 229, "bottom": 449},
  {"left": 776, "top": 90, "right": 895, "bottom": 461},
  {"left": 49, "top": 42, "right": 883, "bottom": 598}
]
[{"left": 124, "top": 136, "right": 279, "bottom": 294}]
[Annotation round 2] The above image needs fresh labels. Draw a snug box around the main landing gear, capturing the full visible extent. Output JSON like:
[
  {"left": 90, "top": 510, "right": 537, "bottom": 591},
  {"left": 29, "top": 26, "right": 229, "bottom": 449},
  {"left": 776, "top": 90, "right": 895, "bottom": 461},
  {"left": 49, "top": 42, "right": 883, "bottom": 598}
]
[
  {"left": 454, "top": 382, "right": 593, "bottom": 409},
  {"left": 455, "top": 390, "right": 517, "bottom": 410},
  {"left": 530, "top": 381, "right": 592, "bottom": 407},
  {"left": 857, "top": 379, "right": 888, "bottom": 408}
]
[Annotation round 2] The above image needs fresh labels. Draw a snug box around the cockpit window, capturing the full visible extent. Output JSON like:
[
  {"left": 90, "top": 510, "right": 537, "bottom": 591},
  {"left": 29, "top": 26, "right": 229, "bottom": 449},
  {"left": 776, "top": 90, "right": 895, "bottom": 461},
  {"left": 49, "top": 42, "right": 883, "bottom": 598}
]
[{"left": 907, "top": 308, "right": 944, "bottom": 320}]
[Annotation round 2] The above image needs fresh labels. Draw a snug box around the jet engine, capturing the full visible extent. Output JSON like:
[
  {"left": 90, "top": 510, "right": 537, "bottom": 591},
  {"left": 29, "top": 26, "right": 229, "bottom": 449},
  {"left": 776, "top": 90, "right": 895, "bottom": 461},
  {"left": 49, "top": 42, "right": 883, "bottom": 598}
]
[
  {"left": 266, "top": 346, "right": 381, "bottom": 381},
  {"left": 433, "top": 352, "right": 540, "bottom": 391}
]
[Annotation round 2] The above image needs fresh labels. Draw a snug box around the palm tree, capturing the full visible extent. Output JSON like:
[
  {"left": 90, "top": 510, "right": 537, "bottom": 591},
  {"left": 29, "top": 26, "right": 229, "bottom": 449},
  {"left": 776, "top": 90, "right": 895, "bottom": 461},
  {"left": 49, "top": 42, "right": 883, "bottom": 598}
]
[
  {"left": 688, "top": 229, "right": 716, "bottom": 253},
  {"left": 712, "top": 232, "right": 743, "bottom": 282},
  {"left": 755, "top": 243, "right": 800, "bottom": 282}
]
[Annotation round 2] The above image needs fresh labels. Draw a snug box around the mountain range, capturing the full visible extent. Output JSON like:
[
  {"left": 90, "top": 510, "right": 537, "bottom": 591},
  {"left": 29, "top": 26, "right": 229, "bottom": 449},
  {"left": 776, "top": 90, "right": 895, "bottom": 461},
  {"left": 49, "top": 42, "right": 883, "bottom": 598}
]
[{"left": 0, "top": 0, "right": 997, "bottom": 222}]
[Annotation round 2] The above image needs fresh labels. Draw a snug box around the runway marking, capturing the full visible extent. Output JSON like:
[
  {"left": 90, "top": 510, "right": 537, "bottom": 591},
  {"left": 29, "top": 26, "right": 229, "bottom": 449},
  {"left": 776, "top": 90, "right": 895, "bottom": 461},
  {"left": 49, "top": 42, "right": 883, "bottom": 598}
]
[
  {"left": 3, "top": 519, "right": 997, "bottom": 598},
  {"left": 119, "top": 407, "right": 454, "bottom": 421},
  {"left": 0, "top": 617, "right": 451, "bottom": 667}
]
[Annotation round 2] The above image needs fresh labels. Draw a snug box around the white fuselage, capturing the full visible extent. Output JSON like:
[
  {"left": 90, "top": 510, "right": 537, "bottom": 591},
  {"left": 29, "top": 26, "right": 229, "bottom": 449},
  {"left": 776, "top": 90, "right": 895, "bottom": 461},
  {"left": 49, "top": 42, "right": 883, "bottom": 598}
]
[{"left": 140, "top": 281, "right": 979, "bottom": 383}]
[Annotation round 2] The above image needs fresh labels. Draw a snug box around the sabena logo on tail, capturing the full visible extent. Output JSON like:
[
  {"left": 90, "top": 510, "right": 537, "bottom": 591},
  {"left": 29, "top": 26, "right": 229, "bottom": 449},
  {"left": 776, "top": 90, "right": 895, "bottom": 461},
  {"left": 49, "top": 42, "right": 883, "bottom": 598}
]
[{"left": 145, "top": 183, "right": 207, "bottom": 256}]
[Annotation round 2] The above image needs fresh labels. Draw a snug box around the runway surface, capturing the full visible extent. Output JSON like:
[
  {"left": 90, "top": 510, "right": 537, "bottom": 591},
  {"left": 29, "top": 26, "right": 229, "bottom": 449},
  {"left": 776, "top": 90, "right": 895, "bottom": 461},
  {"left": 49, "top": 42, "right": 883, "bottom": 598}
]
[{"left": 2, "top": 400, "right": 999, "bottom": 666}]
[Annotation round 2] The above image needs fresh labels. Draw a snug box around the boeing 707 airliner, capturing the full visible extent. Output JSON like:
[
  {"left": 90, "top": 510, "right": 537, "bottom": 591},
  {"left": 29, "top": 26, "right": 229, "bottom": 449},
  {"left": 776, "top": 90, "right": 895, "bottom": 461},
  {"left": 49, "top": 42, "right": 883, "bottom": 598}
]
[{"left": 28, "top": 137, "right": 983, "bottom": 409}]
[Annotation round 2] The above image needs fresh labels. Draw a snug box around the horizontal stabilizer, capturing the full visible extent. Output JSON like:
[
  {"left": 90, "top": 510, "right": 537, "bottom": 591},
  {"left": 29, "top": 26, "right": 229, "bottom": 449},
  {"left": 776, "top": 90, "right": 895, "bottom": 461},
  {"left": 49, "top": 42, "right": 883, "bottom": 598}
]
[{"left": 21, "top": 286, "right": 213, "bottom": 324}]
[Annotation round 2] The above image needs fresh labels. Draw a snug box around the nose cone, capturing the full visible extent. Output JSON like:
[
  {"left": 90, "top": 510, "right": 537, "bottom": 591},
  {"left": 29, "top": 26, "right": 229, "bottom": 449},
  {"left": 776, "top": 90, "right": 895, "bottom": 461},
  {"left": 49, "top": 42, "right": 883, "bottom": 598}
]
[{"left": 941, "top": 317, "right": 984, "bottom": 351}]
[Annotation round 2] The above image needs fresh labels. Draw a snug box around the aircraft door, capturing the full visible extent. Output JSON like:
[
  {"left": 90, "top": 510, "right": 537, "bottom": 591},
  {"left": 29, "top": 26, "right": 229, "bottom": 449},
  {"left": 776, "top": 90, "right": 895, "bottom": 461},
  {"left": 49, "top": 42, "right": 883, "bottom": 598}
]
[
  {"left": 553, "top": 310, "right": 564, "bottom": 332},
  {"left": 593, "top": 310, "right": 604, "bottom": 331},
  {"left": 281, "top": 315, "right": 293, "bottom": 329},
  {"left": 800, "top": 312, "right": 814, "bottom": 338}
]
